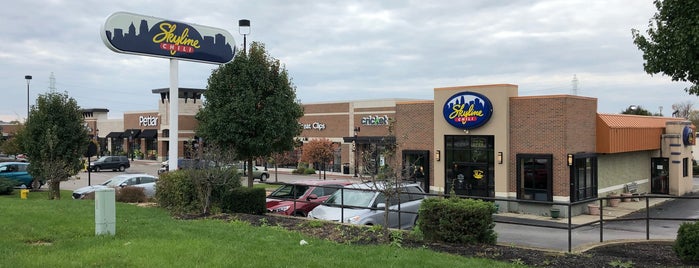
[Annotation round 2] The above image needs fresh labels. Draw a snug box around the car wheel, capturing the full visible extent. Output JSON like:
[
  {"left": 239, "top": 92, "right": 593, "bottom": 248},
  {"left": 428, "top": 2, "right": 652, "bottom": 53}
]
[
  {"left": 30, "top": 179, "right": 41, "bottom": 190},
  {"left": 293, "top": 211, "right": 306, "bottom": 217},
  {"left": 95, "top": 166, "right": 101, "bottom": 172},
  {"left": 260, "top": 174, "right": 268, "bottom": 182},
  {"left": 119, "top": 165, "right": 126, "bottom": 172}
]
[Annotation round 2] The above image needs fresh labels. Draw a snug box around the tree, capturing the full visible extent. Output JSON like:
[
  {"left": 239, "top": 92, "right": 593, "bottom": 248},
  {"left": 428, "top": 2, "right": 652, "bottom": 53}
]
[
  {"left": 0, "top": 125, "right": 25, "bottom": 155},
  {"left": 671, "top": 101, "right": 694, "bottom": 118},
  {"left": 268, "top": 150, "right": 296, "bottom": 182},
  {"left": 196, "top": 42, "right": 304, "bottom": 188},
  {"left": 182, "top": 140, "right": 241, "bottom": 215},
  {"left": 631, "top": 0, "right": 699, "bottom": 95},
  {"left": 621, "top": 105, "right": 655, "bottom": 116},
  {"left": 23, "top": 92, "right": 88, "bottom": 199},
  {"left": 300, "top": 138, "right": 336, "bottom": 180}
]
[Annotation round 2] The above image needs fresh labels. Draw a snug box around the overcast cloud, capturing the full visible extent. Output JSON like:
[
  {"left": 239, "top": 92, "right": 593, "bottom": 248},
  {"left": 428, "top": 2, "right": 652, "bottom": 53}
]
[{"left": 0, "top": 0, "right": 694, "bottom": 121}]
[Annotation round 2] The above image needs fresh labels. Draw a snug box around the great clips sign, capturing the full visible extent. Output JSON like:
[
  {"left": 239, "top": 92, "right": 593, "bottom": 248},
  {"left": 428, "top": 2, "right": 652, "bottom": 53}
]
[
  {"left": 101, "top": 12, "right": 235, "bottom": 64},
  {"left": 442, "top": 91, "right": 493, "bottom": 130}
]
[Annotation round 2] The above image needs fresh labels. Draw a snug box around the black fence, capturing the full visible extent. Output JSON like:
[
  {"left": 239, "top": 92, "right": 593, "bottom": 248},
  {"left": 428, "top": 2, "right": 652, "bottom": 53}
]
[{"left": 264, "top": 181, "right": 699, "bottom": 252}]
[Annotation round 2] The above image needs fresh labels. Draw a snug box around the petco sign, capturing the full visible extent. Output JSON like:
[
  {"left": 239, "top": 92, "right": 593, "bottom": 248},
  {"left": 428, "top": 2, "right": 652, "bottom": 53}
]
[{"left": 139, "top": 116, "right": 159, "bottom": 127}]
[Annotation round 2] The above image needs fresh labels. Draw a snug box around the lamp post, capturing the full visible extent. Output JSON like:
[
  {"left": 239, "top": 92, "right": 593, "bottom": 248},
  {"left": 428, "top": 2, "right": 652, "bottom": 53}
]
[
  {"left": 24, "top": 75, "right": 32, "bottom": 120},
  {"left": 129, "top": 130, "right": 135, "bottom": 161},
  {"left": 238, "top": 19, "right": 250, "bottom": 53}
]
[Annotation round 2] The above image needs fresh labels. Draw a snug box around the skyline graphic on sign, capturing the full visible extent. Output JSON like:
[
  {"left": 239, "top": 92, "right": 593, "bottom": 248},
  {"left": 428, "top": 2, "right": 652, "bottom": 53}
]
[
  {"left": 443, "top": 91, "right": 493, "bottom": 130},
  {"left": 102, "top": 12, "right": 235, "bottom": 64}
]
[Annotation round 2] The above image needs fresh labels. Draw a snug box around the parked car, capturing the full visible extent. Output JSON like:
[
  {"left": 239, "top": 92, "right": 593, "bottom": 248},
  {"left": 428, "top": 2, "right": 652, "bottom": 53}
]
[
  {"left": 15, "top": 154, "right": 28, "bottom": 162},
  {"left": 307, "top": 182, "right": 425, "bottom": 229},
  {"left": 132, "top": 182, "right": 157, "bottom": 198},
  {"left": 266, "top": 180, "right": 353, "bottom": 217},
  {"left": 157, "top": 159, "right": 216, "bottom": 174},
  {"left": 0, "top": 162, "right": 44, "bottom": 189},
  {"left": 72, "top": 174, "right": 157, "bottom": 199},
  {"left": 232, "top": 162, "right": 269, "bottom": 182},
  {"left": 88, "top": 156, "right": 130, "bottom": 172}
]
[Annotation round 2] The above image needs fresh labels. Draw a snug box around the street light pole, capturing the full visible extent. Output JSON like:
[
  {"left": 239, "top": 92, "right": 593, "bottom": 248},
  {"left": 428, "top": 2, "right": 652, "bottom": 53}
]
[
  {"left": 24, "top": 75, "right": 32, "bottom": 120},
  {"left": 238, "top": 19, "right": 251, "bottom": 53}
]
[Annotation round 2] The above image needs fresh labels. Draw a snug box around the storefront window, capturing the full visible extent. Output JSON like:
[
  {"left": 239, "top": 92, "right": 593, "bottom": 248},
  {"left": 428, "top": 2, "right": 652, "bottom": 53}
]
[
  {"left": 517, "top": 154, "right": 552, "bottom": 201},
  {"left": 571, "top": 154, "right": 597, "bottom": 201}
]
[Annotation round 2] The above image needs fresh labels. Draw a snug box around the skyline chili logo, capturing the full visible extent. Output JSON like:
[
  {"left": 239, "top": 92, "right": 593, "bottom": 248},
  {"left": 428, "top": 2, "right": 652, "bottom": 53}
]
[
  {"left": 101, "top": 12, "right": 235, "bottom": 64},
  {"left": 442, "top": 91, "right": 493, "bottom": 130}
]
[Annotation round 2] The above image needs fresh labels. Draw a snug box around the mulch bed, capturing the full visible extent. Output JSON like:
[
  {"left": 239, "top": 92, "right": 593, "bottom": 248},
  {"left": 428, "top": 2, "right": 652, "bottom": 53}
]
[{"left": 184, "top": 212, "right": 697, "bottom": 267}]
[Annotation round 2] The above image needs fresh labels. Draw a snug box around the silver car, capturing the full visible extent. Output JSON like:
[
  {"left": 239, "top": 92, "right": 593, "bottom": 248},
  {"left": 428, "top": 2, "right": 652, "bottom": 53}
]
[
  {"left": 72, "top": 174, "right": 157, "bottom": 199},
  {"left": 307, "top": 182, "right": 425, "bottom": 229}
]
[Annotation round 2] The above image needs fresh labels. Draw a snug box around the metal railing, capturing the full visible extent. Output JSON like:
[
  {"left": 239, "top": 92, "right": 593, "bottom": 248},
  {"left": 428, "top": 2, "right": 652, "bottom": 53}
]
[{"left": 265, "top": 181, "right": 699, "bottom": 252}]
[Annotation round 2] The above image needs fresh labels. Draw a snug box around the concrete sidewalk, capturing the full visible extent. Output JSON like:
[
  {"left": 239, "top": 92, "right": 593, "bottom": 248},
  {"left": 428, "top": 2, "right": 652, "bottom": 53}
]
[{"left": 494, "top": 197, "right": 670, "bottom": 228}]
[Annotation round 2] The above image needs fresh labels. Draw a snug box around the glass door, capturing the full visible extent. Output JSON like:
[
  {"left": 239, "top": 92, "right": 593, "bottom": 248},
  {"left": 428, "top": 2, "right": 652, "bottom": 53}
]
[{"left": 650, "top": 158, "right": 669, "bottom": 194}]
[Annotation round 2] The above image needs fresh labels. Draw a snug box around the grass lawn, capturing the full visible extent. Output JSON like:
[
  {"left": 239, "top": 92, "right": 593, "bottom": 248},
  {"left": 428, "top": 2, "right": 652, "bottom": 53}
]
[{"left": 0, "top": 190, "right": 525, "bottom": 267}]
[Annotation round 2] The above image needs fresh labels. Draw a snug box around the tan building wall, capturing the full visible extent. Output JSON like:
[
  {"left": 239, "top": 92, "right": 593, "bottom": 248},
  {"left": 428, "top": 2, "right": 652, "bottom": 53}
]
[{"left": 433, "top": 84, "right": 518, "bottom": 194}]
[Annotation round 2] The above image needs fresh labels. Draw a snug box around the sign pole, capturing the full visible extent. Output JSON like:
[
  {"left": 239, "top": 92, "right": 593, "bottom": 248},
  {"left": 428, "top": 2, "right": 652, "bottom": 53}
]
[{"left": 168, "top": 59, "right": 179, "bottom": 171}]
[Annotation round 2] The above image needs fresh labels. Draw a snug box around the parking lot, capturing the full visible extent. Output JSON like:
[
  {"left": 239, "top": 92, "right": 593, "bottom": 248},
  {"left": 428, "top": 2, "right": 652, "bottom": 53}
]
[{"left": 59, "top": 159, "right": 359, "bottom": 191}]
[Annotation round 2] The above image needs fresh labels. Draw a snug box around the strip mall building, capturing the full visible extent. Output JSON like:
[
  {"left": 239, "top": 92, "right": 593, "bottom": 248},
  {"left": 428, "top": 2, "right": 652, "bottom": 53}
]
[{"left": 76, "top": 84, "right": 695, "bottom": 216}]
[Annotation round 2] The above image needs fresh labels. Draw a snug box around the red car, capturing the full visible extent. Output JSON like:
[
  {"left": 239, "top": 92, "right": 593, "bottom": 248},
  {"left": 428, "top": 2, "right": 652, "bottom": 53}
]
[{"left": 266, "top": 180, "right": 353, "bottom": 217}]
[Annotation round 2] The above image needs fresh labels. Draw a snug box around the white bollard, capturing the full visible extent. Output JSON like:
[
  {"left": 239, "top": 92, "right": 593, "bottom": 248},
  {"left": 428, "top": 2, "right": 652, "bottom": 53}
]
[{"left": 95, "top": 188, "right": 116, "bottom": 236}]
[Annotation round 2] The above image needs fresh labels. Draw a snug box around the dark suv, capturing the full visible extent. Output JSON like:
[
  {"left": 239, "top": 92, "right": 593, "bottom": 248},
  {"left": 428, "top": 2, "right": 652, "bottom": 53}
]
[{"left": 88, "top": 156, "right": 130, "bottom": 172}]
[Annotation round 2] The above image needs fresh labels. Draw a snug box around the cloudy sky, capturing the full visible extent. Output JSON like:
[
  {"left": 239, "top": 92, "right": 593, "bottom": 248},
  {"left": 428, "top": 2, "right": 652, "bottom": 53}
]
[{"left": 1, "top": 0, "right": 695, "bottom": 121}]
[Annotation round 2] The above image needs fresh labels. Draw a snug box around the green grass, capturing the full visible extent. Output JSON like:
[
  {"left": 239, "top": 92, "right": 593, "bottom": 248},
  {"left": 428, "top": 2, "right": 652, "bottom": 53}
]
[{"left": 0, "top": 190, "right": 526, "bottom": 267}]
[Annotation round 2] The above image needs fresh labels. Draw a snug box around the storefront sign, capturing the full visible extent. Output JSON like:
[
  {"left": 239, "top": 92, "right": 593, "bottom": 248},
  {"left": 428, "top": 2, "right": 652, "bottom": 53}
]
[
  {"left": 139, "top": 116, "right": 159, "bottom": 127},
  {"left": 683, "top": 125, "right": 695, "bottom": 146},
  {"left": 443, "top": 91, "right": 493, "bottom": 129},
  {"left": 361, "top": 115, "right": 390, "bottom": 126},
  {"left": 101, "top": 12, "right": 235, "bottom": 64},
  {"left": 300, "top": 122, "right": 326, "bottom": 130}
]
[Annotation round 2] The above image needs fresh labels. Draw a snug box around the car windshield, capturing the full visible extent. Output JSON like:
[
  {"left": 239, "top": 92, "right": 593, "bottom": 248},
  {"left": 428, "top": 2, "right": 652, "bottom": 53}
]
[
  {"left": 325, "top": 189, "right": 375, "bottom": 207},
  {"left": 101, "top": 175, "right": 128, "bottom": 187},
  {"left": 269, "top": 185, "right": 309, "bottom": 199}
]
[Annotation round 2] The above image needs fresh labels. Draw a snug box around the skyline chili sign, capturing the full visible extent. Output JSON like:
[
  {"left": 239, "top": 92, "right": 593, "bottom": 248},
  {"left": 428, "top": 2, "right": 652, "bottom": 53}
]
[
  {"left": 442, "top": 91, "right": 493, "bottom": 130},
  {"left": 101, "top": 11, "right": 236, "bottom": 64}
]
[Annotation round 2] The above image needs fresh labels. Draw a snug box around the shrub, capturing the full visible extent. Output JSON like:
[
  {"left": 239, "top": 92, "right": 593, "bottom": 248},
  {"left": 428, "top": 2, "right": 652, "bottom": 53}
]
[
  {"left": 304, "top": 168, "right": 316, "bottom": 174},
  {"left": 674, "top": 221, "right": 699, "bottom": 262},
  {"left": 156, "top": 170, "right": 199, "bottom": 214},
  {"left": 0, "top": 177, "right": 15, "bottom": 195},
  {"left": 293, "top": 167, "right": 306, "bottom": 174},
  {"left": 418, "top": 197, "right": 497, "bottom": 244},
  {"left": 116, "top": 186, "right": 147, "bottom": 203},
  {"left": 220, "top": 187, "right": 266, "bottom": 215}
]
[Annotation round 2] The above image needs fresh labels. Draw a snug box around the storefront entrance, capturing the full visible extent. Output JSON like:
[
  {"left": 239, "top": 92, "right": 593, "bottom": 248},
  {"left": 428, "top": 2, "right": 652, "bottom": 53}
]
[
  {"left": 444, "top": 135, "right": 494, "bottom": 197},
  {"left": 402, "top": 150, "right": 429, "bottom": 192},
  {"left": 651, "top": 157, "right": 669, "bottom": 194}
]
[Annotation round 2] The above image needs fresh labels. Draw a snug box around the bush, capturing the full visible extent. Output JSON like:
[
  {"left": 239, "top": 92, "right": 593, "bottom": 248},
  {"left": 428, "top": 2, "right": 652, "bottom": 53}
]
[
  {"left": 0, "top": 177, "right": 15, "bottom": 195},
  {"left": 220, "top": 187, "right": 266, "bottom": 215},
  {"left": 292, "top": 167, "right": 305, "bottom": 174},
  {"left": 116, "top": 186, "right": 148, "bottom": 203},
  {"left": 674, "top": 221, "right": 699, "bottom": 262},
  {"left": 156, "top": 171, "right": 200, "bottom": 214},
  {"left": 304, "top": 168, "right": 316, "bottom": 174},
  {"left": 418, "top": 197, "right": 497, "bottom": 244}
]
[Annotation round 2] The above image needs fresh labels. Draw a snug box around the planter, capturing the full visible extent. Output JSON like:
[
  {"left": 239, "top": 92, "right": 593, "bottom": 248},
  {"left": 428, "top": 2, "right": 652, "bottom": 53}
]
[
  {"left": 621, "top": 193, "right": 633, "bottom": 202},
  {"left": 588, "top": 204, "right": 600, "bottom": 215},
  {"left": 608, "top": 194, "right": 620, "bottom": 207},
  {"left": 550, "top": 208, "right": 560, "bottom": 219}
]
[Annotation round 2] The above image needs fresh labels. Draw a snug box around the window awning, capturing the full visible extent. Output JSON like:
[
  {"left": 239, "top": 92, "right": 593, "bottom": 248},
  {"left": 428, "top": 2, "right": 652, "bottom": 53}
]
[
  {"left": 105, "top": 132, "right": 123, "bottom": 138},
  {"left": 121, "top": 129, "right": 141, "bottom": 138},
  {"left": 138, "top": 129, "right": 158, "bottom": 139}
]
